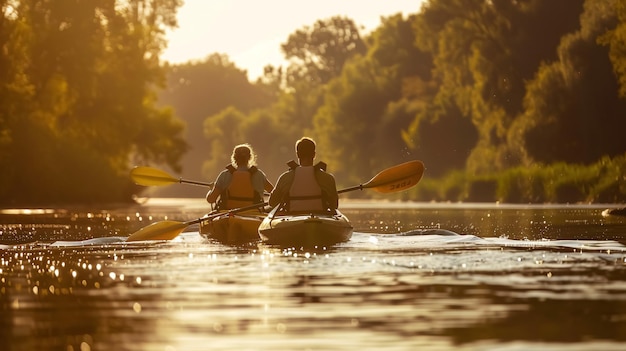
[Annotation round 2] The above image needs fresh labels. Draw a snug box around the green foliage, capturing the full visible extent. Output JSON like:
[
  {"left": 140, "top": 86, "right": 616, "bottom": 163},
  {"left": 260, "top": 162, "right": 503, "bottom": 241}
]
[
  {"left": 514, "top": 0, "right": 626, "bottom": 165},
  {"left": 190, "top": 2, "right": 626, "bottom": 205},
  {"left": 196, "top": 16, "right": 373, "bottom": 188},
  {"left": 314, "top": 58, "right": 390, "bottom": 185},
  {"left": 410, "top": 0, "right": 586, "bottom": 173},
  {"left": 312, "top": 14, "right": 435, "bottom": 188},
  {"left": 281, "top": 16, "right": 366, "bottom": 85},
  {"left": 412, "top": 155, "right": 626, "bottom": 204},
  {"left": 157, "top": 54, "right": 275, "bottom": 196},
  {"left": 598, "top": 0, "right": 626, "bottom": 98},
  {"left": 5, "top": 0, "right": 626, "bottom": 205},
  {"left": 587, "top": 154, "right": 626, "bottom": 202},
  {"left": 0, "top": 0, "right": 185, "bottom": 205},
  {"left": 495, "top": 166, "right": 545, "bottom": 203}
]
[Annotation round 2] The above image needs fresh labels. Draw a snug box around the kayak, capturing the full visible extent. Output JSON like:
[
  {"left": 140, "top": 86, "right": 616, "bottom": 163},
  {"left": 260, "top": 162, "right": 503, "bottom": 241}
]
[
  {"left": 258, "top": 210, "right": 353, "bottom": 248},
  {"left": 199, "top": 209, "right": 266, "bottom": 244}
]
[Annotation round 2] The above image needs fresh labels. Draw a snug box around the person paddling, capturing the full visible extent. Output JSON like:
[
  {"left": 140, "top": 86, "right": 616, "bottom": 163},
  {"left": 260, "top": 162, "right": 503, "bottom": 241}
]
[
  {"left": 206, "top": 144, "right": 273, "bottom": 210},
  {"left": 269, "top": 137, "right": 338, "bottom": 213}
]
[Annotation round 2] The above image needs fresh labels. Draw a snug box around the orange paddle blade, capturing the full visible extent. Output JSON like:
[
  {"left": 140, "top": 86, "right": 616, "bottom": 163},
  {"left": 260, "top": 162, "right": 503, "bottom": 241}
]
[
  {"left": 363, "top": 160, "right": 425, "bottom": 193},
  {"left": 126, "top": 220, "right": 189, "bottom": 242}
]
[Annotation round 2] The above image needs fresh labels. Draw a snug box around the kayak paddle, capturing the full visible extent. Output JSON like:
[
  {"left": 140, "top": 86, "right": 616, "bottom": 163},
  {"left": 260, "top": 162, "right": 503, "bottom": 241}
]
[
  {"left": 126, "top": 202, "right": 267, "bottom": 242},
  {"left": 131, "top": 166, "right": 214, "bottom": 188},
  {"left": 338, "top": 160, "right": 424, "bottom": 194},
  {"left": 127, "top": 160, "right": 425, "bottom": 241},
  {"left": 131, "top": 166, "right": 272, "bottom": 196}
]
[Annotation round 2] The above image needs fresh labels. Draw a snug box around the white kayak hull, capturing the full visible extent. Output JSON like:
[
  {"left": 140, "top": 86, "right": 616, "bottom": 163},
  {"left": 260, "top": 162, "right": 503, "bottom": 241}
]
[{"left": 258, "top": 211, "right": 353, "bottom": 248}]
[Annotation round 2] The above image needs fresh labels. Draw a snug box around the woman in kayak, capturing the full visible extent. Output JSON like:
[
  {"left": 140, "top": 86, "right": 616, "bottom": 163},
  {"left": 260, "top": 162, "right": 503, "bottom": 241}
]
[
  {"left": 269, "top": 137, "right": 338, "bottom": 213},
  {"left": 206, "top": 144, "right": 274, "bottom": 210}
]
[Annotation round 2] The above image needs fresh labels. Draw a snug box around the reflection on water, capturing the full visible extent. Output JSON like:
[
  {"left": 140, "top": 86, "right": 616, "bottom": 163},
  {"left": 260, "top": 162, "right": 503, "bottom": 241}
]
[{"left": 1, "top": 200, "right": 626, "bottom": 350}]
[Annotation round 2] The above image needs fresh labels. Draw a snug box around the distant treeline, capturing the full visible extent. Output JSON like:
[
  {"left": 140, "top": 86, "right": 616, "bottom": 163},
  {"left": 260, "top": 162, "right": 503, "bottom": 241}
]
[
  {"left": 2, "top": 0, "right": 626, "bottom": 205},
  {"left": 160, "top": 0, "right": 626, "bottom": 203}
]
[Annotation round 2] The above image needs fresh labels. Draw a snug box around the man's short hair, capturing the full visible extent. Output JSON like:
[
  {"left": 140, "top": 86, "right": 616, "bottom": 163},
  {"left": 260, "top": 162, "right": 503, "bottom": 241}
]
[{"left": 296, "top": 137, "right": 316, "bottom": 159}]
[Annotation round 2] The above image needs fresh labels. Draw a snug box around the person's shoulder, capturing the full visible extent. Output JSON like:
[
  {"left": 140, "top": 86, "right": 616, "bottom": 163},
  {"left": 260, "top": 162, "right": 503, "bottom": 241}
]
[
  {"left": 275, "top": 169, "right": 294, "bottom": 182},
  {"left": 320, "top": 171, "right": 336, "bottom": 180},
  {"left": 312, "top": 162, "right": 334, "bottom": 177},
  {"left": 253, "top": 168, "right": 268, "bottom": 178},
  {"left": 217, "top": 169, "right": 231, "bottom": 177},
  {"left": 255, "top": 166, "right": 270, "bottom": 174}
]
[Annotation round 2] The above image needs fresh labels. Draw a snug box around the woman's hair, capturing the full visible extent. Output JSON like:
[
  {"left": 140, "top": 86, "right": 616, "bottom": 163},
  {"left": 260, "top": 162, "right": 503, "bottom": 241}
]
[{"left": 231, "top": 143, "right": 257, "bottom": 168}]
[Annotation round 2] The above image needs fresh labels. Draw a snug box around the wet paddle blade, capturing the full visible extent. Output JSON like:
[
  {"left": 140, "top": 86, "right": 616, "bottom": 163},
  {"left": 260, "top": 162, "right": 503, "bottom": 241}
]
[
  {"left": 131, "top": 166, "right": 178, "bottom": 186},
  {"left": 363, "top": 160, "right": 425, "bottom": 193},
  {"left": 126, "top": 220, "right": 189, "bottom": 241}
]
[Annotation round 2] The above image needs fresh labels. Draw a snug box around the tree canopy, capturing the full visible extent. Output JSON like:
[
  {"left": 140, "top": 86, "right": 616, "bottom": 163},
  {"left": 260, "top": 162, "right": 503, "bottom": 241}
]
[
  {"left": 164, "top": 1, "right": 626, "bottom": 204},
  {"left": 182, "top": 1, "right": 625, "bottom": 202},
  {"left": 0, "top": 0, "right": 186, "bottom": 205},
  {"left": 4, "top": 0, "right": 626, "bottom": 204}
]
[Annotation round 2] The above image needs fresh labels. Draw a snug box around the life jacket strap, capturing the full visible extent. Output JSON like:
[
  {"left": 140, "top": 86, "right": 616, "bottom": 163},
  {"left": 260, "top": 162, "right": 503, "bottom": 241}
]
[
  {"left": 226, "top": 164, "right": 258, "bottom": 174},
  {"left": 286, "top": 160, "right": 326, "bottom": 171}
]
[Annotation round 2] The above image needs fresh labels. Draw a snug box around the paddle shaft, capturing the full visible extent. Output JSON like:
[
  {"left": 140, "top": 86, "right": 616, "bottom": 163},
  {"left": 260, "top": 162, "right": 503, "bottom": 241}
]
[
  {"left": 339, "top": 185, "right": 363, "bottom": 194},
  {"left": 168, "top": 202, "right": 267, "bottom": 226},
  {"left": 180, "top": 179, "right": 213, "bottom": 187},
  {"left": 188, "top": 202, "right": 267, "bottom": 225},
  {"left": 131, "top": 166, "right": 271, "bottom": 194}
]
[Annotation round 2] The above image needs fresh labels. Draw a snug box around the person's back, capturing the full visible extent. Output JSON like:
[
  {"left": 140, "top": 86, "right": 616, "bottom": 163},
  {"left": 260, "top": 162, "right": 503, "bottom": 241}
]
[
  {"left": 269, "top": 137, "right": 338, "bottom": 213},
  {"left": 220, "top": 165, "right": 260, "bottom": 209},
  {"left": 287, "top": 165, "right": 324, "bottom": 212},
  {"left": 207, "top": 144, "right": 273, "bottom": 210}
]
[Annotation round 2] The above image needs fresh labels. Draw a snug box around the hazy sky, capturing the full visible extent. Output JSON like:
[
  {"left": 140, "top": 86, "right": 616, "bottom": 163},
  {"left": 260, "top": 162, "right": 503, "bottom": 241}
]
[{"left": 162, "top": 0, "right": 425, "bottom": 80}]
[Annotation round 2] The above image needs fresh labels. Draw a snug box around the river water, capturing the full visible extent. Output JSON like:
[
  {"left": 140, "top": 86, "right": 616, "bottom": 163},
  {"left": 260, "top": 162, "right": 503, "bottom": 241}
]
[{"left": 1, "top": 199, "right": 626, "bottom": 351}]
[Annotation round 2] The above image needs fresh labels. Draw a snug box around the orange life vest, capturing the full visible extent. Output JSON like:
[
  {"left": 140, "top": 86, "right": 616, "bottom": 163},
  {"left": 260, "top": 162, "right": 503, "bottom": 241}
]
[{"left": 219, "top": 165, "right": 260, "bottom": 210}]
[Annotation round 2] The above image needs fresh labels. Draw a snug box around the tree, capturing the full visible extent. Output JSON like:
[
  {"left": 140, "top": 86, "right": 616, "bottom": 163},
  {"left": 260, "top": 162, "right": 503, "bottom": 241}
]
[
  {"left": 511, "top": 0, "right": 626, "bottom": 165},
  {"left": 198, "top": 16, "right": 371, "bottom": 188},
  {"left": 281, "top": 16, "right": 367, "bottom": 85},
  {"left": 368, "top": 13, "right": 476, "bottom": 177},
  {"left": 157, "top": 54, "right": 276, "bottom": 196},
  {"left": 599, "top": 0, "right": 626, "bottom": 98},
  {"left": 202, "top": 106, "right": 247, "bottom": 178},
  {"left": 0, "top": 0, "right": 187, "bottom": 205},
  {"left": 411, "top": 0, "right": 584, "bottom": 173},
  {"left": 311, "top": 15, "right": 428, "bottom": 185}
]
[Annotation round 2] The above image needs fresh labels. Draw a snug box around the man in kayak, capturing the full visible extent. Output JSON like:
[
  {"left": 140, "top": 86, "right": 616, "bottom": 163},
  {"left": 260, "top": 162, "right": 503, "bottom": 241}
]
[
  {"left": 206, "top": 144, "right": 273, "bottom": 210},
  {"left": 269, "top": 137, "right": 338, "bottom": 213}
]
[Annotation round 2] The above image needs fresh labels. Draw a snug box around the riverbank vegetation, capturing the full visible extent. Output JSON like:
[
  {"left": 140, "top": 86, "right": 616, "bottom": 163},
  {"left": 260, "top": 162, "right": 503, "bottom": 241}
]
[
  {"left": 411, "top": 154, "right": 626, "bottom": 203},
  {"left": 1, "top": 0, "right": 626, "bottom": 205}
]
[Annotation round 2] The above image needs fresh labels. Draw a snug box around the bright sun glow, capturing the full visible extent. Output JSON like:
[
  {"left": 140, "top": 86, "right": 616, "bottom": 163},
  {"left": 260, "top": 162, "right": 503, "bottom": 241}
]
[{"left": 162, "top": 0, "right": 425, "bottom": 81}]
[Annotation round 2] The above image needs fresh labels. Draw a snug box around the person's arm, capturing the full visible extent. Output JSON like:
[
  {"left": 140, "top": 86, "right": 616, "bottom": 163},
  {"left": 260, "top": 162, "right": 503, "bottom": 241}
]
[
  {"left": 326, "top": 175, "right": 339, "bottom": 210},
  {"left": 206, "top": 171, "right": 227, "bottom": 204},
  {"left": 255, "top": 169, "right": 275, "bottom": 193},
  {"left": 206, "top": 187, "right": 220, "bottom": 203},
  {"left": 268, "top": 173, "right": 290, "bottom": 207},
  {"left": 318, "top": 172, "right": 338, "bottom": 210}
]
